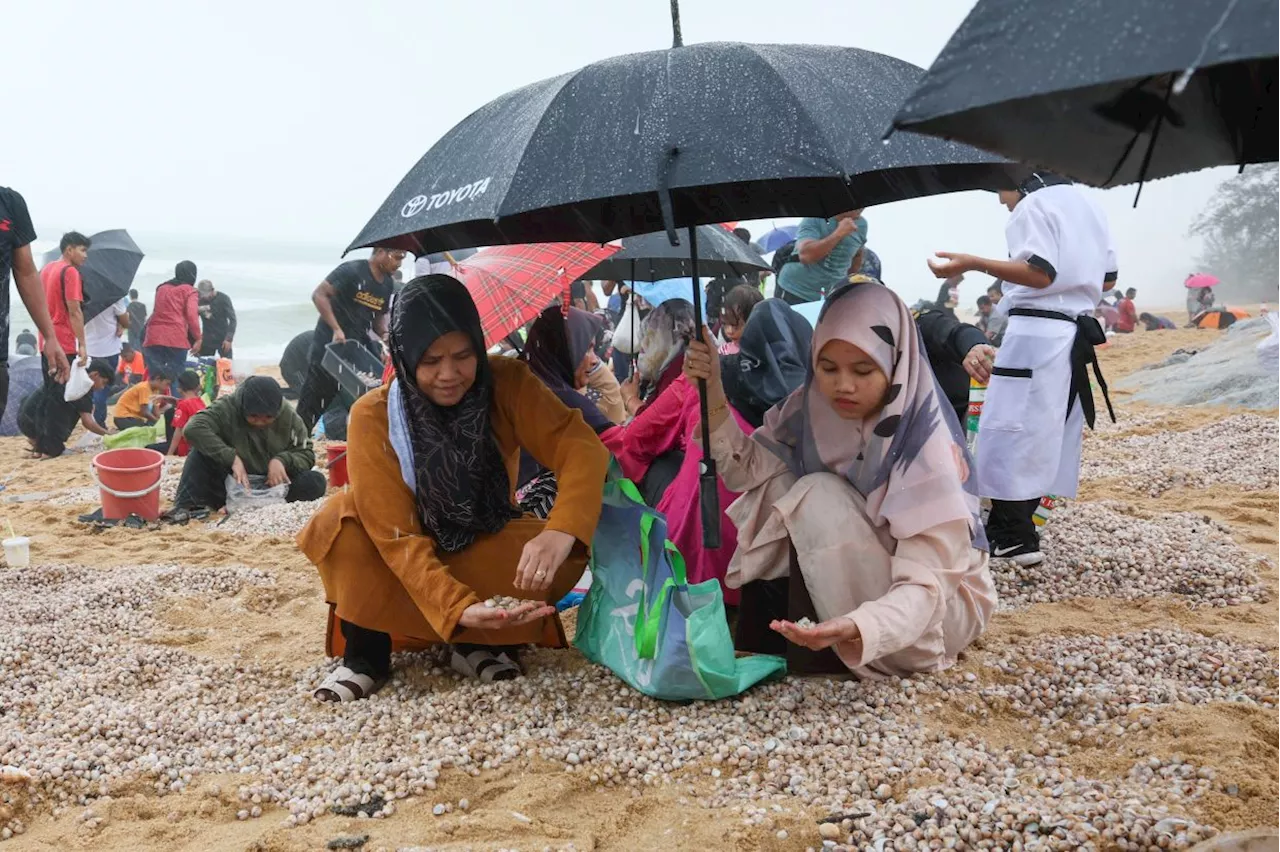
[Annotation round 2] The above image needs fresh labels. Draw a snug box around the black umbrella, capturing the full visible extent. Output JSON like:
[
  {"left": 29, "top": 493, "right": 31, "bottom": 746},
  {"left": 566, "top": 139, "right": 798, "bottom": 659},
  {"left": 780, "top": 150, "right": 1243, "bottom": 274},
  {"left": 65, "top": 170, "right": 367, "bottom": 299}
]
[
  {"left": 350, "top": 16, "right": 1013, "bottom": 550},
  {"left": 891, "top": 0, "right": 1278, "bottom": 197},
  {"left": 41, "top": 230, "right": 145, "bottom": 322},
  {"left": 346, "top": 45, "right": 1011, "bottom": 257},
  {"left": 585, "top": 224, "right": 770, "bottom": 283},
  {"left": 586, "top": 224, "right": 771, "bottom": 388}
]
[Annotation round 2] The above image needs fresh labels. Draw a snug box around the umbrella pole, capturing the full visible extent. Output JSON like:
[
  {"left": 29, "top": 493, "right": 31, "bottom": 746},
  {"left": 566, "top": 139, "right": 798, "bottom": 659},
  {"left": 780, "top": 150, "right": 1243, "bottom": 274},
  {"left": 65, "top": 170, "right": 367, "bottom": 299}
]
[
  {"left": 687, "top": 225, "right": 721, "bottom": 550},
  {"left": 629, "top": 259, "right": 638, "bottom": 378}
]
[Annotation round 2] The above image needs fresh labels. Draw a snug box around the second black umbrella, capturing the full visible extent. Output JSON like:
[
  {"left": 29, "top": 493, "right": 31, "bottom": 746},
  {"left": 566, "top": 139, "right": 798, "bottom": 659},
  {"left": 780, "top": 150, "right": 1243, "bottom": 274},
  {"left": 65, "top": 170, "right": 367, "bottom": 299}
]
[
  {"left": 585, "top": 224, "right": 769, "bottom": 282},
  {"left": 892, "top": 0, "right": 1278, "bottom": 190}
]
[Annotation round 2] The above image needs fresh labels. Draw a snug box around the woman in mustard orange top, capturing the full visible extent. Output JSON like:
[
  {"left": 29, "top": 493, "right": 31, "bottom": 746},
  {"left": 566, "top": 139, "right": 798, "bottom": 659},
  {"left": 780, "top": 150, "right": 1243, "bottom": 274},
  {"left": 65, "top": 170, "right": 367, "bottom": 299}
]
[{"left": 299, "top": 275, "right": 609, "bottom": 701}]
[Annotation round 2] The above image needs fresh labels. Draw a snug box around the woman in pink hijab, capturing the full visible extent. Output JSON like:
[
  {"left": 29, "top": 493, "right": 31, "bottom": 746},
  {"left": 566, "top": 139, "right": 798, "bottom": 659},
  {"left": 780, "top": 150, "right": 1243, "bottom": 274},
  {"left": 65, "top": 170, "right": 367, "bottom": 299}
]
[{"left": 683, "top": 276, "right": 996, "bottom": 678}]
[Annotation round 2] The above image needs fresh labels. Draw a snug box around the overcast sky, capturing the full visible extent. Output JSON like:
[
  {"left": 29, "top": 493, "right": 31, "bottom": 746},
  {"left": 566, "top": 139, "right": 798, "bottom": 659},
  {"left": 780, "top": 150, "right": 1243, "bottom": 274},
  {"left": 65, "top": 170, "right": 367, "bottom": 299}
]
[{"left": 7, "top": 0, "right": 1237, "bottom": 306}]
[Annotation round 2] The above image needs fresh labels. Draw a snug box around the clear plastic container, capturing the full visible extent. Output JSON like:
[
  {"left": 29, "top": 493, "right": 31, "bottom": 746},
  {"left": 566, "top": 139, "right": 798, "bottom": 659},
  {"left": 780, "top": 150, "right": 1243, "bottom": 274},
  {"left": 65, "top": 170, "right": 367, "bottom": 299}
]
[{"left": 224, "top": 475, "right": 289, "bottom": 516}]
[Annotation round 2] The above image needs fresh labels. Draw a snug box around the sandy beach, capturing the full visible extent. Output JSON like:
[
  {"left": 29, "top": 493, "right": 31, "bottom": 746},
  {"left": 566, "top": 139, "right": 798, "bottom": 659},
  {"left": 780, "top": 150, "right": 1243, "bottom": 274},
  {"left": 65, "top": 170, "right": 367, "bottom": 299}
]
[{"left": 0, "top": 322, "right": 1275, "bottom": 852}]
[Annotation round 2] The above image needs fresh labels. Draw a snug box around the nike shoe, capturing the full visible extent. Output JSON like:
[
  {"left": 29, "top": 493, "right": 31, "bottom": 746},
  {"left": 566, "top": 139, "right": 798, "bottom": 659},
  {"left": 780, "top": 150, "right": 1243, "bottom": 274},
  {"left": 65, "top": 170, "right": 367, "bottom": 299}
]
[{"left": 990, "top": 541, "right": 1045, "bottom": 567}]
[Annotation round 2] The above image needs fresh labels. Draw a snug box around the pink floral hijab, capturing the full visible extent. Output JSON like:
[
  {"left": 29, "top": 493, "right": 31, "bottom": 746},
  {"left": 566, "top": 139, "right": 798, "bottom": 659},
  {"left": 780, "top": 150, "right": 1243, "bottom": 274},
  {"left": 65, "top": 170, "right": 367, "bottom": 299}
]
[{"left": 752, "top": 278, "right": 987, "bottom": 549}]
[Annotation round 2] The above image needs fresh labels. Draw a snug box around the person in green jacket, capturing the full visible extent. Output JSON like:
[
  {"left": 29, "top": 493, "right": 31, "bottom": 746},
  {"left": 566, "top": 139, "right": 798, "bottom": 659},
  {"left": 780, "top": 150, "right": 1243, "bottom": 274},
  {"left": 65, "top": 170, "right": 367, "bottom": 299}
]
[{"left": 173, "top": 375, "right": 325, "bottom": 510}]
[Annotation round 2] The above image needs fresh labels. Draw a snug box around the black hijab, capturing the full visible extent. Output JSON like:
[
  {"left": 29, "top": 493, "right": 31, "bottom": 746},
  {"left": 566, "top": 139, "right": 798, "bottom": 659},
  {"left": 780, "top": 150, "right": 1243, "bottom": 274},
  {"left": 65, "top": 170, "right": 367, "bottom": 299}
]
[
  {"left": 522, "top": 305, "right": 611, "bottom": 434},
  {"left": 390, "top": 275, "right": 519, "bottom": 553},
  {"left": 167, "top": 261, "right": 197, "bottom": 286},
  {"left": 240, "top": 376, "right": 283, "bottom": 417},
  {"left": 721, "top": 299, "right": 812, "bottom": 429}
]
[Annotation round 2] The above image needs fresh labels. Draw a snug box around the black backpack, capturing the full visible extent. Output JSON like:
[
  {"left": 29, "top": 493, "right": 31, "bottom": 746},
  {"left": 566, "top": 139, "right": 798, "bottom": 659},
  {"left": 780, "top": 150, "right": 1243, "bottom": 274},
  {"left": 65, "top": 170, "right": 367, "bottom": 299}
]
[{"left": 771, "top": 240, "right": 798, "bottom": 276}]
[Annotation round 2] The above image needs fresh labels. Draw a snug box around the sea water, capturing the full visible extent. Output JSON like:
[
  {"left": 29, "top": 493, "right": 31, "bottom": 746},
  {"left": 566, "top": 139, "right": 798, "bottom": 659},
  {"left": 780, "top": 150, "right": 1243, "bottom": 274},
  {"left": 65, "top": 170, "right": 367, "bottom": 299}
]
[{"left": 9, "top": 231, "right": 387, "bottom": 370}]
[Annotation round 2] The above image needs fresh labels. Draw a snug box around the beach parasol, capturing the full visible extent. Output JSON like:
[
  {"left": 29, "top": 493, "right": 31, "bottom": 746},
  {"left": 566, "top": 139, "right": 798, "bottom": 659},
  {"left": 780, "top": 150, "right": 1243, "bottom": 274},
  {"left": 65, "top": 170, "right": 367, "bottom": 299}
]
[
  {"left": 892, "top": 0, "right": 1278, "bottom": 199},
  {"left": 449, "top": 242, "right": 619, "bottom": 348},
  {"left": 348, "top": 5, "right": 1015, "bottom": 549}
]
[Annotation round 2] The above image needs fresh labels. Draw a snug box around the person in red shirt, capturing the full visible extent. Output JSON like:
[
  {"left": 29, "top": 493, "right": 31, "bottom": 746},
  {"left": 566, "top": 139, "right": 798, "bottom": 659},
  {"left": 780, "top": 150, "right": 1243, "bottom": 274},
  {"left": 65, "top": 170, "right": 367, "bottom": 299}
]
[
  {"left": 147, "top": 370, "right": 206, "bottom": 456},
  {"left": 40, "top": 232, "right": 91, "bottom": 374},
  {"left": 143, "top": 260, "right": 202, "bottom": 393},
  {"left": 1115, "top": 287, "right": 1139, "bottom": 333}
]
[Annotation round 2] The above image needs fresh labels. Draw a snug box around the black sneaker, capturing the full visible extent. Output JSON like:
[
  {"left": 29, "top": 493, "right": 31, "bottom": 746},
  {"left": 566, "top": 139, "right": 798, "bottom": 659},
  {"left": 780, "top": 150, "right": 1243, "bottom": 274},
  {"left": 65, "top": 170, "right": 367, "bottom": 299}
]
[{"left": 990, "top": 541, "right": 1044, "bottom": 567}]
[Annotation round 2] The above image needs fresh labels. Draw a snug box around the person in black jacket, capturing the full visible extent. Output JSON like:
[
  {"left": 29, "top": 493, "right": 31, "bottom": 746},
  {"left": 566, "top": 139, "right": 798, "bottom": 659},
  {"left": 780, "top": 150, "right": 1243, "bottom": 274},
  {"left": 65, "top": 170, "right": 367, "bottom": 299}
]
[{"left": 913, "top": 277, "right": 995, "bottom": 425}]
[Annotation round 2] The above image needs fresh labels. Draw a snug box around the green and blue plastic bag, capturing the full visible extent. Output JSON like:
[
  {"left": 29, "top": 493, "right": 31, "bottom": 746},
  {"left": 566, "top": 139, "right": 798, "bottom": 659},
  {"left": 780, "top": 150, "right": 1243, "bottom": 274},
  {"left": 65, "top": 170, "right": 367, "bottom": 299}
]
[{"left": 574, "top": 470, "right": 785, "bottom": 700}]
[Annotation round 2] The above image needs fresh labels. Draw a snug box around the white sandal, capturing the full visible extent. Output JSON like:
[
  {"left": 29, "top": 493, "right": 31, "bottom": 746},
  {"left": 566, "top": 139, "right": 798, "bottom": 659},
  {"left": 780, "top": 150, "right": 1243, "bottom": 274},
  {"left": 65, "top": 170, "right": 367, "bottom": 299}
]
[
  {"left": 313, "top": 665, "right": 386, "bottom": 702},
  {"left": 450, "top": 647, "right": 522, "bottom": 682}
]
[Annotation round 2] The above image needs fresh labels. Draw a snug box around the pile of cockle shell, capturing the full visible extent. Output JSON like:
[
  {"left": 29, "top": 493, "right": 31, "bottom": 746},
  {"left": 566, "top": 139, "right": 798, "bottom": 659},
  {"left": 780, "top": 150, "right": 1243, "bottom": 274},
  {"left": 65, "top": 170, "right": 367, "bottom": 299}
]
[
  {"left": 945, "top": 628, "right": 1277, "bottom": 731},
  {"left": 1084, "top": 408, "right": 1173, "bottom": 434},
  {"left": 1081, "top": 413, "right": 1278, "bottom": 495},
  {"left": 0, "top": 563, "right": 274, "bottom": 839},
  {"left": 993, "top": 501, "right": 1270, "bottom": 608},
  {"left": 831, "top": 779, "right": 1221, "bottom": 851},
  {"left": 213, "top": 497, "right": 326, "bottom": 537},
  {"left": 4, "top": 553, "right": 1270, "bottom": 849}
]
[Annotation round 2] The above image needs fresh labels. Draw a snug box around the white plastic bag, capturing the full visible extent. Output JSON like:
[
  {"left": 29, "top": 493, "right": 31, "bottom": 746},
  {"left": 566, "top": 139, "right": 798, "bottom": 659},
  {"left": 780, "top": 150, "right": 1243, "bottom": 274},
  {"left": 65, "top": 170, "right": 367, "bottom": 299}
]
[
  {"left": 612, "top": 298, "right": 640, "bottom": 355},
  {"left": 64, "top": 363, "right": 93, "bottom": 402},
  {"left": 1259, "top": 308, "right": 1280, "bottom": 368}
]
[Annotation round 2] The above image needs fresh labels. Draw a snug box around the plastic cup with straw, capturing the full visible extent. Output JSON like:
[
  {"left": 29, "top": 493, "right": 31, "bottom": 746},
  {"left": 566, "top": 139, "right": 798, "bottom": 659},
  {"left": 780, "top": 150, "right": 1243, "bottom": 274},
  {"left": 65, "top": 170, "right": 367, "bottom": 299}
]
[{"left": 3, "top": 518, "right": 30, "bottom": 567}]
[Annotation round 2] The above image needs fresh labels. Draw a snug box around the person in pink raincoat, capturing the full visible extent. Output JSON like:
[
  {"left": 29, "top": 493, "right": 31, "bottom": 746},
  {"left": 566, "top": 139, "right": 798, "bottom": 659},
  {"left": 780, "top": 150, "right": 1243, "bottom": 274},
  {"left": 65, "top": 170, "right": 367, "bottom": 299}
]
[{"left": 612, "top": 298, "right": 811, "bottom": 607}]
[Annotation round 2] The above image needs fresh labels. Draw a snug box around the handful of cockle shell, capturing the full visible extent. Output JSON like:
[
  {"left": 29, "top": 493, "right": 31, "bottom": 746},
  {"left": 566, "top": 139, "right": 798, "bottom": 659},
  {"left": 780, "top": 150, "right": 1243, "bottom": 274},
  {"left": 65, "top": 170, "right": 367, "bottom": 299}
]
[
  {"left": 484, "top": 595, "right": 539, "bottom": 612},
  {"left": 794, "top": 616, "right": 816, "bottom": 628}
]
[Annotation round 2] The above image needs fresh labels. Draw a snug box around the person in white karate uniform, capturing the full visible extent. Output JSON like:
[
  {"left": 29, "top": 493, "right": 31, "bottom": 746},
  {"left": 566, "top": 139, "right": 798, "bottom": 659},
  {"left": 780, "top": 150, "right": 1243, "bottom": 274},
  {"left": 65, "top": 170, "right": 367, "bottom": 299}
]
[{"left": 927, "top": 171, "right": 1117, "bottom": 566}]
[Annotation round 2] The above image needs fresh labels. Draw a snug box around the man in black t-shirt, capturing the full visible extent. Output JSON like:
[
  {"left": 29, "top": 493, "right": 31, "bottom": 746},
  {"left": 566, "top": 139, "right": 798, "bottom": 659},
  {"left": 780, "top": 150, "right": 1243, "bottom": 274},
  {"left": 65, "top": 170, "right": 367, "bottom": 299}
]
[
  {"left": 296, "top": 247, "right": 404, "bottom": 430},
  {"left": 0, "top": 187, "right": 71, "bottom": 415},
  {"left": 196, "top": 280, "right": 238, "bottom": 357}
]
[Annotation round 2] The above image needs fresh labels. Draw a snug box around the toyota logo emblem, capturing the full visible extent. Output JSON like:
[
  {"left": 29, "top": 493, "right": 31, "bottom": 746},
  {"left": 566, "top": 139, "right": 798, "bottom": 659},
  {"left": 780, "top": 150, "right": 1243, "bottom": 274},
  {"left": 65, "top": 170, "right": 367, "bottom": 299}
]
[{"left": 400, "top": 195, "right": 429, "bottom": 218}]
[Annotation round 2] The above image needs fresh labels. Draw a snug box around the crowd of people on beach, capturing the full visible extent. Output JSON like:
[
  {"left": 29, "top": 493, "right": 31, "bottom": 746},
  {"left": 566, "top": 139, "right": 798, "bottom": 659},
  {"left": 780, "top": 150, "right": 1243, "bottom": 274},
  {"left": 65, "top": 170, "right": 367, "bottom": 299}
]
[
  {"left": 0, "top": 170, "right": 1236, "bottom": 703},
  {"left": 0, "top": 212, "right": 245, "bottom": 461}
]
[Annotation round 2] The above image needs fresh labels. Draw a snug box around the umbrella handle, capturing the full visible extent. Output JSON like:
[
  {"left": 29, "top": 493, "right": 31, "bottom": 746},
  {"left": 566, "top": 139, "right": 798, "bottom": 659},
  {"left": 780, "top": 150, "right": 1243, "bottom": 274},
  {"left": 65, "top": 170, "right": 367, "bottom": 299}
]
[
  {"left": 685, "top": 225, "right": 721, "bottom": 550},
  {"left": 699, "top": 467, "right": 721, "bottom": 550}
]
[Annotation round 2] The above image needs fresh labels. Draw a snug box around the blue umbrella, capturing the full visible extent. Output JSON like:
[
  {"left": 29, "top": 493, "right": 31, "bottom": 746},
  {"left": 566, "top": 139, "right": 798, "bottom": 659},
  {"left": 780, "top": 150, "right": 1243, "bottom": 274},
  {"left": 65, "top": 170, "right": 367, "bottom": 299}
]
[
  {"left": 630, "top": 278, "right": 710, "bottom": 326},
  {"left": 758, "top": 225, "right": 798, "bottom": 253}
]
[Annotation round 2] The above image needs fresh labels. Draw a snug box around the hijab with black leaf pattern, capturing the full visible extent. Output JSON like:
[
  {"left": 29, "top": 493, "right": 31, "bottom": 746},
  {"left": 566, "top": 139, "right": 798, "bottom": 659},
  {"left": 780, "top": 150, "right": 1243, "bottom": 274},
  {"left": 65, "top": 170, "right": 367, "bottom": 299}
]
[
  {"left": 389, "top": 275, "right": 520, "bottom": 553},
  {"left": 751, "top": 277, "right": 987, "bottom": 549}
]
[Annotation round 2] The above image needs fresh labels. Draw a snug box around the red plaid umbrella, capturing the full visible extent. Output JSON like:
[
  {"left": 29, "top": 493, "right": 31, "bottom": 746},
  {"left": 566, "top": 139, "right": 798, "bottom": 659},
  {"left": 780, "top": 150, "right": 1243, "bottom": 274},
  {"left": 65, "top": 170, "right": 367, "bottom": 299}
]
[{"left": 451, "top": 241, "right": 619, "bottom": 347}]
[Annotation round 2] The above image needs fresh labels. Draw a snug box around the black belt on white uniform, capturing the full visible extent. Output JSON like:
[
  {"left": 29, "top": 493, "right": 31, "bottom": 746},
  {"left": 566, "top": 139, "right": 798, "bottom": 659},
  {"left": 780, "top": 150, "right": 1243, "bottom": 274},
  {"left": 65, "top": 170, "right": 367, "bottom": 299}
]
[{"left": 1006, "top": 307, "right": 1116, "bottom": 429}]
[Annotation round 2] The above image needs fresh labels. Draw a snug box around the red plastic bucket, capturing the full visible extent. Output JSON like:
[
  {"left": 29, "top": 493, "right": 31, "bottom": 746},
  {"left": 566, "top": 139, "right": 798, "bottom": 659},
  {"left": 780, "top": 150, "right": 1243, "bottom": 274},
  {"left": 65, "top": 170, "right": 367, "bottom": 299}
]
[
  {"left": 92, "top": 448, "right": 165, "bottom": 521},
  {"left": 327, "top": 443, "right": 349, "bottom": 488}
]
